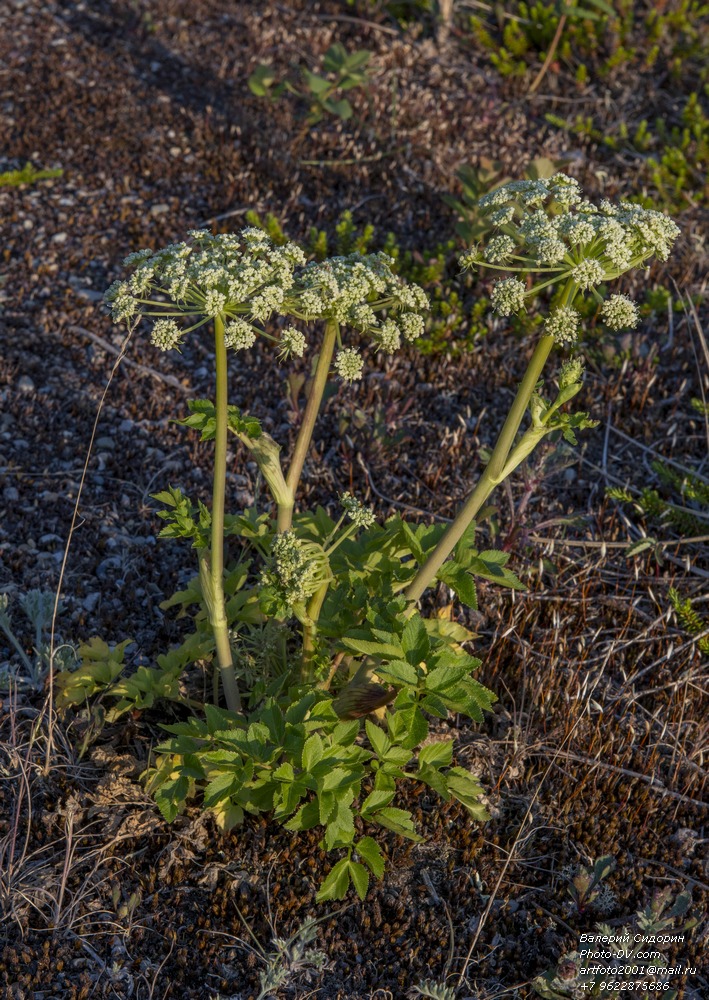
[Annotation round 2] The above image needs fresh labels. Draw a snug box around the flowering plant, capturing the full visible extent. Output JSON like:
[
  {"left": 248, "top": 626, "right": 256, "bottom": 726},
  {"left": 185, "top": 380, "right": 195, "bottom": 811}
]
[{"left": 58, "top": 177, "right": 679, "bottom": 900}]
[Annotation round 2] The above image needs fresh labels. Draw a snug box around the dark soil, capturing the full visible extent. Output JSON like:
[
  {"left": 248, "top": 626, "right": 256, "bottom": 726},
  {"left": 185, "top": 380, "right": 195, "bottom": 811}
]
[{"left": 1, "top": 1, "right": 707, "bottom": 998}]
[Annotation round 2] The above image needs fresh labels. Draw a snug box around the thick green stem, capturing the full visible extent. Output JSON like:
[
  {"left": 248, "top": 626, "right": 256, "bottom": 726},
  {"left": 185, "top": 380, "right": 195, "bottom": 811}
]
[
  {"left": 281, "top": 321, "right": 339, "bottom": 531},
  {"left": 207, "top": 315, "right": 241, "bottom": 713},
  {"left": 404, "top": 334, "right": 555, "bottom": 603}
]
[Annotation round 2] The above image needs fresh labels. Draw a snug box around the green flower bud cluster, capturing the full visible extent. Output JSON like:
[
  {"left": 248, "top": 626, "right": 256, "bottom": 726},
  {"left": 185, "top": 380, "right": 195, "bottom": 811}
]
[
  {"left": 260, "top": 531, "right": 330, "bottom": 616},
  {"left": 462, "top": 173, "right": 680, "bottom": 345}
]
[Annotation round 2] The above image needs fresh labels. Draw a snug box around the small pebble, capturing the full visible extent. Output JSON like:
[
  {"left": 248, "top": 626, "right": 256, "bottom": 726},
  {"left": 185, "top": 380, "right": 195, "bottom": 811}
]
[
  {"left": 3, "top": 486, "right": 19, "bottom": 502},
  {"left": 83, "top": 592, "right": 101, "bottom": 612},
  {"left": 150, "top": 203, "right": 169, "bottom": 216},
  {"left": 52, "top": 232, "right": 68, "bottom": 243},
  {"left": 16, "top": 375, "right": 35, "bottom": 393}
]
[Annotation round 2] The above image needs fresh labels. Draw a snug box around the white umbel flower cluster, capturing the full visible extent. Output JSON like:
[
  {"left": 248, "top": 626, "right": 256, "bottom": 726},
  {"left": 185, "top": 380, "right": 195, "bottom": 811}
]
[
  {"left": 105, "top": 229, "right": 306, "bottom": 351},
  {"left": 491, "top": 278, "right": 527, "bottom": 316},
  {"left": 339, "top": 491, "right": 376, "bottom": 529},
  {"left": 544, "top": 307, "right": 580, "bottom": 345},
  {"left": 278, "top": 326, "right": 307, "bottom": 360},
  {"left": 334, "top": 348, "right": 365, "bottom": 382},
  {"left": 106, "top": 234, "right": 430, "bottom": 375},
  {"left": 151, "top": 319, "right": 183, "bottom": 351},
  {"left": 260, "top": 531, "right": 330, "bottom": 613},
  {"left": 295, "top": 252, "right": 429, "bottom": 344},
  {"left": 460, "top": 173, "right": 679, "bottom": 345},
  {"left": 600, "top": 294, "right": 640, "bottom": 330}
]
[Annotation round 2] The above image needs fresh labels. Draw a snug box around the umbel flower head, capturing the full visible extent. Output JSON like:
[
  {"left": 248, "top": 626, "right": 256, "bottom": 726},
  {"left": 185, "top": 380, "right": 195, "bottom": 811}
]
[
  {"left": 294, "top": 251, "right": 429, "bottom": 380},
  {"left": 461, "top": 173, "right": 680, "bottom": 345},
  {"left": 105, "top": 228, "right": 306, "bottom": 351},
  {"left": 106, "top": 233, "right": 429, "bottom": 374}
]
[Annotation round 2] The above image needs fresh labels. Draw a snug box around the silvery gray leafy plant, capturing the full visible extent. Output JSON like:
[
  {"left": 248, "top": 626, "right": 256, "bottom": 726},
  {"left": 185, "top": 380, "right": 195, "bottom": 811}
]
[{"left": 57, "top": 175, "right": 679, "bottom": 901}]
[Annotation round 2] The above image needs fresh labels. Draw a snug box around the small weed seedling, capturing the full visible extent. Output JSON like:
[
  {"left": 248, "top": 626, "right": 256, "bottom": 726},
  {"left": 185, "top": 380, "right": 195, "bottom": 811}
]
[
  {"left": 0, "top": 591, "right": 76, "bottom": 691},
  {"left": 249, "top": 43, "right": 372, "bottom": 124},
  {"left": 56, "top": 176, "right": 679, "bottom": 901},
  {"left": 0, "top": 163, "right": 63, "bottom": 188}
]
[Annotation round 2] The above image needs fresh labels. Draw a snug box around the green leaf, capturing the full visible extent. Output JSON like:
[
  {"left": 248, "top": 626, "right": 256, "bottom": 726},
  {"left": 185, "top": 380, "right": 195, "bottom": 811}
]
[
  {"left": 248, "top": 63, "right": 277, "bottom": 97},
  {"left": 341, "top": 635, "right": 404, "bottom": 659},
  {"left": 365, "top": 719, "right": 391, "bottom": 758},
  {"left": 438, "top": 565, "right": 478, "bottom": 609},
  {"left": 324, "top": 98, "right": 353, "bottom": 120},
  {"left": 303, "top": 70, "right": 331, "bottom": 95},
  {"left": 418, "top": 740, "right": 454, "bottom": 769},
  {"left": 284, "top": 799, "right": 320, "bottom": 831},
  {"left": 302, "top": 733, "right": 324, "bottom": 771},
  {"left": 425, "top": 663, "right": 474, "bottom": 694},
  {"left": 332, "top": 720, "right": 361, "bottom": 746},
  {"left": 316, "top": 858, "right": 351, "bottom": 902},
  {"left": 348, "top": 860, "right": 369, "bottom": 901},
  {"left": 355, "top": 836, "right": 385, "bottom": 879},
  {"left": 446, "top": 767, "right": 489, "bottom": 820},
  {"left": 377, "top": 659, "right": 420, "bottom": 687},
  {"left": 372, "top": 807, "right": 423, "bottom": 842},
  {"left": 420, "top": 693, "right": 449, "bottom": 719},
  {"left": 322, "top": 43, "right": 347, "bottom": 71},
  {"left": 360, "top": 788, "right": 395, "bottom": 818},
  {"left": 203, "top": 773, "right": 238, "bottom": 808},
  {"left": 401, "top": 614, "right": 430, "bottom": 664},
  {"left": 387, "top": 706, "right": 429, "bottom": 750}
]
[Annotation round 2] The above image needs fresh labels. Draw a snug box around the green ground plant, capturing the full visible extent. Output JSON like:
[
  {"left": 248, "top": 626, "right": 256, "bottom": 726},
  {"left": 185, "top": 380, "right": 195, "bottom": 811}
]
[
  {"left": 534, "top": 876, "right": 697, "bottom": 999},
  {"left": 0, "top": 163, "right": 63, "bottom": 187},
  {"left": 546, "top": 91, "right": 709, "bottom": 212},
  {"left": 467, "top": 0, "right": 615, "bottom": 84},
  {"left": 249, "top": 43, "right": 372, "bottom": 124},
  {"left": 55, "top": 176, "right": 679, "bottom": 900},
  {"left": 0, "top": 591, "right": 76, "bottom": 691}
]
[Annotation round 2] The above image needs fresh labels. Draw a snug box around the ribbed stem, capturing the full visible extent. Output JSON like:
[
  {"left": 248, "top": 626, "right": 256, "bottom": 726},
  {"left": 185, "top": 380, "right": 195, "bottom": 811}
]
[
  {"left": 281, "top": 321, "right": 339, "bottom": 530},
  {"left": 404, "top": 335, "right": 555, "bottom": 603},
  {"left": 208, "top": 315, "right": 241, "bottom": 712}
]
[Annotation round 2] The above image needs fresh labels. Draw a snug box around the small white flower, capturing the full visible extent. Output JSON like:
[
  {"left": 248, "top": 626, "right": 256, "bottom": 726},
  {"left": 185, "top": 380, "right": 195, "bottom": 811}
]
[
  {"left": 491, "top": 278, "right": 527, "bottom": 316},
  {"left": 535, "top": 238, "right": 567, "bottom": 265},
  {"left": 123, "top": 249, "right": 153, "bottom": 266},
  {"left": 459, "top": 247, "right": 481, "bottom": 270},
  {"left": 334, "top": 348, "right": 364, "bottom": 382},
  {"left": 544, "top": 307, "right": 580, "bottom": 345},
  {"left": 488, "top": 205, "right": 515, "bottom": 226},
  {"left": 571, "top": 258, "right": 605, "bottom": 290},
  {"left": 278, "top": 327, "right": 307, "bottom": 359},
  {"left": 151, "top": 319, "right": 183, "bottom": 351},
  {"left": 601, "top": 294, "right": 639, "bottom": 330},
  {"left": 224, "top": 318, "right": 257, "bottom": 351}
]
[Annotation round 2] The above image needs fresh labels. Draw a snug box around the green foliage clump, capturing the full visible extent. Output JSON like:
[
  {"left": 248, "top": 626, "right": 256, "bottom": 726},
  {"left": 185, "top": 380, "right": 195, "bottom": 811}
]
[
  {"left": 0, "top": 163, "right": 63, "bottom": 188},
  {"left": 249, "top": 43, "right": 372, "bottom": 124},
  {"left": 545, "top": 91, "right": 709, "bottom": 211},
  {"left": 668, "top": 588, "right": 709, "bottom": 655}
]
